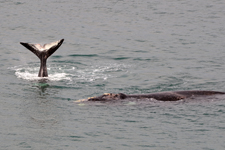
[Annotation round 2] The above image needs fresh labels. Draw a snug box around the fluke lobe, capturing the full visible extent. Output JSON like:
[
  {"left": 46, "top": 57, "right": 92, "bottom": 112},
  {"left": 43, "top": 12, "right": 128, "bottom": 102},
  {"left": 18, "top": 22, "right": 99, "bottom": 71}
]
[{"left": 20, "top": 39, "right": 64, "bottom": 77}]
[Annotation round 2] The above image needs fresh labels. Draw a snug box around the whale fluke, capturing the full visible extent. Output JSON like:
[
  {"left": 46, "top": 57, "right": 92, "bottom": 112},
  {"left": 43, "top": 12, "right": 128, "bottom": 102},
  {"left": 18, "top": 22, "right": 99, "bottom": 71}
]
[{"left": 20, "top": 39, "right": 64, "bottom": 77}]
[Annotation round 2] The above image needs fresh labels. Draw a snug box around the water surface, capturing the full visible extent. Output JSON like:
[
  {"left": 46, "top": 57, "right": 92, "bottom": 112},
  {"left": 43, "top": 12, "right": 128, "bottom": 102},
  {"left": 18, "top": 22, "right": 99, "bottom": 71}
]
[{"left": 1, "top": 0, "right": 225, "bottom": 149}]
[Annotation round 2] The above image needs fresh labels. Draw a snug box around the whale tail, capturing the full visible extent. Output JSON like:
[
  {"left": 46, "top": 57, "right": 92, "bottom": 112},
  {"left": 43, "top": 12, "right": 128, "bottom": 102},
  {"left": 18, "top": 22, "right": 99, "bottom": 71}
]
[{"left": 20, "top": 39, "right": 64, "bottom": 77}]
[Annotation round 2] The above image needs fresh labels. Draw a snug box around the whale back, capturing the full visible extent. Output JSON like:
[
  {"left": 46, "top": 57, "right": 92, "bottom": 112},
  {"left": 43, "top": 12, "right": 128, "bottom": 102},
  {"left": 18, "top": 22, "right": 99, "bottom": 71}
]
[{"left": 75, "top": 90, "right": 225, "bottom": 102}]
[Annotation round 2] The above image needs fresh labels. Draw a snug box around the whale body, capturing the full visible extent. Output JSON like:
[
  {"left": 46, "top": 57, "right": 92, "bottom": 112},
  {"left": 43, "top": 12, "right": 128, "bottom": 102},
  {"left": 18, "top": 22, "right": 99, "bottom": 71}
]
[
  {"left": 20, "top": 39, "right": 64, "bottom": 77},
  {"left": 75, "top": 90, "right": 225, "bottom": 102}
]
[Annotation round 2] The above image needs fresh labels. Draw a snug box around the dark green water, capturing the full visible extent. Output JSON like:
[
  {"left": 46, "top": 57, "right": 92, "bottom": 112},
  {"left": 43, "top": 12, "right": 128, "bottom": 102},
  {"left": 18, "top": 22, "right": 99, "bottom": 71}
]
[{"left": 1, "top": 0, "right": 225, "bottom": 149}]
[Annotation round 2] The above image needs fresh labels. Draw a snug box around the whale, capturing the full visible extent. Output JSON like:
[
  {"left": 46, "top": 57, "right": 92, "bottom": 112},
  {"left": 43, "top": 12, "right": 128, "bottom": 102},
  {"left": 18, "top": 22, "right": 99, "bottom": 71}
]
[
  {"left": 20, "top": 39, "right": 64, "bottom": 77},
  {"left": 75, "top": 90, "right": 225, "bottom": 102},
  {"left": 19, "top": 38, "right": 225, "bottom": 102}
]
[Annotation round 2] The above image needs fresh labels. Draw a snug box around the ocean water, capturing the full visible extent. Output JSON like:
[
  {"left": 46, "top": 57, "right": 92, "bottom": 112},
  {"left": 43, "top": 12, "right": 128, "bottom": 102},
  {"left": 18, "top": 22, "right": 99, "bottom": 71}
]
[{"left": 1, "top": 0, "right": 225, "bottom": 149}]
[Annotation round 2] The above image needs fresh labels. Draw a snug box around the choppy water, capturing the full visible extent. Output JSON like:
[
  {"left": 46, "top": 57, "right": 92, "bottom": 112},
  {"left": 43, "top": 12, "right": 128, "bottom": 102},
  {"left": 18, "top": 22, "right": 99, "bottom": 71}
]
[{"left": 1, "top": 0, "right": 225, "bottom": 149}]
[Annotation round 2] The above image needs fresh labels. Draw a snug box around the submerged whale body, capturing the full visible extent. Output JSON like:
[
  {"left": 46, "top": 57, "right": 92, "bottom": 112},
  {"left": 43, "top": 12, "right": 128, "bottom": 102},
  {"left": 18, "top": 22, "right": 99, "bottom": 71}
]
[
  {"left": 76, "top": 90, "right": 225, "bottom": 102},
  {"left": 20, "top": 39, "right": 64, "bottom": 77}
]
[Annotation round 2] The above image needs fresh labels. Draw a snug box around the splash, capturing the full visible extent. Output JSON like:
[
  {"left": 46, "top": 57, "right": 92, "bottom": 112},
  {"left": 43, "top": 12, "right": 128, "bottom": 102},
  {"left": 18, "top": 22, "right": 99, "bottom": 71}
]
[
  {"left": 74, "top": 63, "right": 129, "bottom": 82},
  {"left": 11, "top": 65, "right": 72, "bottom": 81},
  {"left": 10, "top": 63, "right": 130, "bottom": 82}
]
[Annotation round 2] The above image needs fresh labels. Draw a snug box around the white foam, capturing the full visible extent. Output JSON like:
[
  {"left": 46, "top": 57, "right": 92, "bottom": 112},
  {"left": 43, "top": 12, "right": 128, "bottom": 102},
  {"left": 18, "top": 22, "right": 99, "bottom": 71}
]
[
  {"left": 11, "top": 63, "right": 130, "bottom": 82},
  {"left": 15, "top": 70, "right": 41, "bottom": 80},
  {"left": 48, "top": 73, "right": 72, "bottom": 81},
  {"left": 15, "top": 71, "right": 72, "bottom": 81},
  {"left": 11, "top": 65, "right": 72, "bottom": 81}
]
